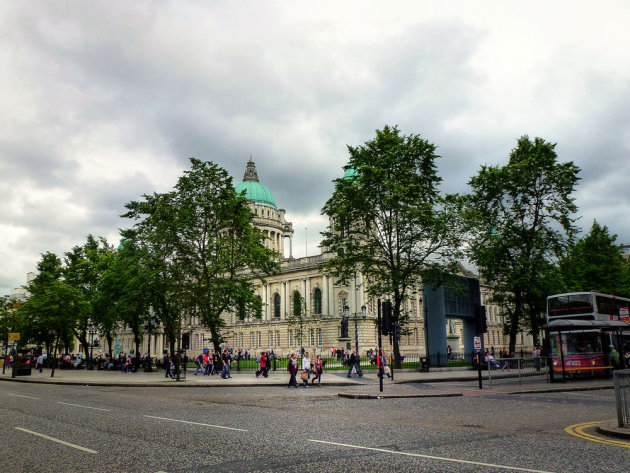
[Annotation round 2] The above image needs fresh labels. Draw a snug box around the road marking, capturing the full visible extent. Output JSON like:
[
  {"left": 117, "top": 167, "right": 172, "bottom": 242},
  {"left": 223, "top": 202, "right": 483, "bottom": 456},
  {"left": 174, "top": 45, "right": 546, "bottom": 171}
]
[
  {"left": 57, "top": 401, "right": 111, "bottom": 411},
  {"left": 15, "top": 427, "right": 98, "bottom": 454},
  {"left": 307, "top": 439, "right": 556, "bottom": 473},
  {"left": 5, "top": 393, "right": 39, "bottom": 400},
  {"left": 144, "top": 415, "right": 248, "bottom": 432},
  {"left": 565, "top": 421, "right": 630, "bottom": 448}
]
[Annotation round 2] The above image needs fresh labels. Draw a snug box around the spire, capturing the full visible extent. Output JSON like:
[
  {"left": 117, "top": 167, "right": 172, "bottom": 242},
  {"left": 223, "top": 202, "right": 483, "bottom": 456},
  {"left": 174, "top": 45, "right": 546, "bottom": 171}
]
[{"left": 243, "top": 155, "right": 259, "bottom": 182}]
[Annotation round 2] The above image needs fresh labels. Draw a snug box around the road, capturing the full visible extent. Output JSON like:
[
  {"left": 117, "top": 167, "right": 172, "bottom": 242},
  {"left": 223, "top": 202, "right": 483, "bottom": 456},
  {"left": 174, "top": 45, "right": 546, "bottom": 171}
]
[{"left": 0, "top": 381, "right": 626, "bottom": 472}]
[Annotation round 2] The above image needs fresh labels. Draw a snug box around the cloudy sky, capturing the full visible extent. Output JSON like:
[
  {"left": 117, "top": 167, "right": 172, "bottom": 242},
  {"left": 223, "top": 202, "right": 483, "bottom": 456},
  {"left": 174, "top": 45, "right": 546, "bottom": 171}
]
[{"left": 2, "top": 1, "right": 630, "bottom": 296}]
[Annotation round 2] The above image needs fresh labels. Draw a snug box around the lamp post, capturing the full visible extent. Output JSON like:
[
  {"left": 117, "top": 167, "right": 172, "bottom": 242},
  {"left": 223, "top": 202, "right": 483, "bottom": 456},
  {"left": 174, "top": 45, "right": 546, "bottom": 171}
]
[
  {"left": 353, "top": 305, "right": 366, "bottom": 356},
  {"left": 88, "top": 325, "right": 97, "bottom": 370}
]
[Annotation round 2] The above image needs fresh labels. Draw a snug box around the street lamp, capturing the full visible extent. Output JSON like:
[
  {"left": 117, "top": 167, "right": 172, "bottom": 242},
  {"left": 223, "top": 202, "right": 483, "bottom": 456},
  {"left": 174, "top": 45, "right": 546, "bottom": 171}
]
[{"left": 88, "top": 325, "right": 97, "bottom": 370}]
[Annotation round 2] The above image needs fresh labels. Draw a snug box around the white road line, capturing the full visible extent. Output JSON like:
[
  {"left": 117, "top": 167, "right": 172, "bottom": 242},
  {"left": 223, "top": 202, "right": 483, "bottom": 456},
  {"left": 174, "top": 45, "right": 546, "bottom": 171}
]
[
  {"left": 57, "top": 401, "right": 111, "bottom": 411},
  {"left": 15, "top": 427, "right": 98, "bottom": 454},
  {"left": 307, "top": 439, "right": 556, "bottom": 473},
  {"left": 144, "top": 415, "right": 248, "bottom": 432},
  {"left": 5, "top": 393, "right": 39, "bottom": 400}
]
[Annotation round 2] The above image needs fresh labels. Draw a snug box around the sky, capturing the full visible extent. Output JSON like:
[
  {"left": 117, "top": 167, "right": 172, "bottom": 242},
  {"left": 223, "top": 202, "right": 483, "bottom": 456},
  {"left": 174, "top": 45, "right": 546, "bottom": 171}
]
[{"left": 2, "top": 1, "right": 630, "bottom": 296}]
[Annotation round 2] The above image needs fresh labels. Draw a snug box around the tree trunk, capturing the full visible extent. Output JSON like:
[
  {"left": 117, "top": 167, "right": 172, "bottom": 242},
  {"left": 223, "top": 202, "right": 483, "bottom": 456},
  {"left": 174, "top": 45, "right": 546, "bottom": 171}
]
[{"left": 50, "top": 337, "right": 59, "bottom": 378}]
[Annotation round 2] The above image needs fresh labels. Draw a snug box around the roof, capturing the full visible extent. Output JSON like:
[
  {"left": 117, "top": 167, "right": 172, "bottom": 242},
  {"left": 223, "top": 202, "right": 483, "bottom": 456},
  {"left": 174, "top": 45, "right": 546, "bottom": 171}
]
[
  {"left": 235, "top": 180, "right": 277, "bottom": 208},
  {"left": 235, "top": 157, "right": 277, "bottom": 208}
]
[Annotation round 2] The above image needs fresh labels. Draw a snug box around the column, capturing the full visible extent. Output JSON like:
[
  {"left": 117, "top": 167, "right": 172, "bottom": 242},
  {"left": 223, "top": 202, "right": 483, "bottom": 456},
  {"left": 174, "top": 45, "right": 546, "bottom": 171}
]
[
  {"left": 282, "top": 282, "right": 287, "bottom": 320},
  {"left": 263, "top": 284, "right": 269, "bottom": 320},
  {"left": 322, "top": 275, "right": 329, "bottom": 316},
  {"left": 305, "top": 277, "right": 311, "bottom": 315},
  {"left": 289, "top": 236, "right": 293, "bottom": 258},
  {"left": 328, "top": 276, "right": 335, "bottom": 316},
  {"left": 285, "top": 281, "right": 290, "bottom": 318},
  {"left": 350, "top": 276, "right": 357, "bottom": 314}
]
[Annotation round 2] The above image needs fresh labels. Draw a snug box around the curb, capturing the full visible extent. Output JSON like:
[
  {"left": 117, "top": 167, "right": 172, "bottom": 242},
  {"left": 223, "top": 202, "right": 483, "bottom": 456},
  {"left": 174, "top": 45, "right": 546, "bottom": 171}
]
[
  {"left": 0, "top": 377, "right": 358, "bottom": 388},
  {"left": 503, "top": 385, "right": 614, "bottom": 395},
  {"left": 596, "top": 422, "right": 630, "bottom": 440},
  {"left": 338, "top": 392, "right": 463, "bottom": 399}
]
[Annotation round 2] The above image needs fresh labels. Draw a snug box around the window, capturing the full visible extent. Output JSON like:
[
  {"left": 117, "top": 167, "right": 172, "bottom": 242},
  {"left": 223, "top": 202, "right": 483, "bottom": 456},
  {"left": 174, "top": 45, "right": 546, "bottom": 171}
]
[
  {"left": 318, "top": 328, "right": 323, "bottom": 346},
  {"left": 293, "top": 290, "right": 302, "bottom": 315},
  {"left": 250, "top": 333, "right": 255, "bottom": 348},
  {"left": 310, "top": 329, "right": 315, "bottom": 346},
  {"left": 276, "top": 331, "right": 281, "bottom": 346},
  {"left": 269, "top": 332, "right": 273, "bottom": 347},
  {"left": 288, "top": 330, "right": 294, "bottom": 346},
  {"left": 313, "top": 288, "right": 322, "bottom": 314},
  {"left": 274, "top": 293, "right": 281, "bottom": 318},
  {"left": 257, "top": 332, "right": 262, "bottom": 348}
]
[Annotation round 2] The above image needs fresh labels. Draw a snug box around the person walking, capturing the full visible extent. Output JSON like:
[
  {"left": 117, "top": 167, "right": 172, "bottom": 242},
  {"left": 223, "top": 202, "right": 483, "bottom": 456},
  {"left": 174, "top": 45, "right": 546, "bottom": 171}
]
[
  {"left": 302, "top": 352, "right": 311, "bottom": 387},
  {"left": 377, "top": 350, "right": 391, "bottom": 379},
  {"left": 194, "top": 353, "right": 204, "bottom": 375},
  {"left": 346, "top": 349, "right": 363, "bottom": 378},
  {"left": 221, "top": 349, "right": 232, "bottom": 379},
  {"left": 287, "top": 352, "right": 299, "bottom": 388},
  {"left": 311, "top": 354, "right": 324, "bottom": 386}
]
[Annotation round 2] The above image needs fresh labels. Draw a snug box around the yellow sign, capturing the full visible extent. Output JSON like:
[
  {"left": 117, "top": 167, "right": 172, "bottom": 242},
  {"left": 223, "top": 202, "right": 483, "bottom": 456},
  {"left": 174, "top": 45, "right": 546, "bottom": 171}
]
[{"left": 8, "top": 333, "right": 20, "bottom": 341}]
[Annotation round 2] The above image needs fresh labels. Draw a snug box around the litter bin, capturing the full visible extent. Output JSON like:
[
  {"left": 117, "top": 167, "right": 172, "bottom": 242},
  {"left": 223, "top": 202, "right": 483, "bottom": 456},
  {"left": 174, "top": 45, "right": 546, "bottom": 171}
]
[{"left": 420, "top": 357, "right": 430, "bottom": 372}]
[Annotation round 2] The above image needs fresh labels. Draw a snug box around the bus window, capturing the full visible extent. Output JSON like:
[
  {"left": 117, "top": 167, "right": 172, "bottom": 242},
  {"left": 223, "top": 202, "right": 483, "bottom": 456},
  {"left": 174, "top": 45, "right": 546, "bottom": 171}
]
[{"left": 548, "top": 293, "right": 593, "bottom": 318}]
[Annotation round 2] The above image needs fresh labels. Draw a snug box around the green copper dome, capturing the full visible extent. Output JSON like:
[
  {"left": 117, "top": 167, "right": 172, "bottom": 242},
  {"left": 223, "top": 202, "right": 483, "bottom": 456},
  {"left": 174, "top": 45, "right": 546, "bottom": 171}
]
[
  {"left": 343, "top": 165, "right": 358, "bottom": 181},
  {"left": 235, "top": 181, "right": 277, "bottom": 208},
  {"left": 235, "top": 157, "right": 277, "bottom": 208}
]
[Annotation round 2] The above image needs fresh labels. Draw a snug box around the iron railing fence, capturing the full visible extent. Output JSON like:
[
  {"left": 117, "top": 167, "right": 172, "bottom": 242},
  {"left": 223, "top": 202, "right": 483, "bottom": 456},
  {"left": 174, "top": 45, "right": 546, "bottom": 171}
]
[
  {"left": 487, "top": 357, "right": 548, "bottom": 386},
  {"left": 614, "top": 369, "right": 630, "bottom": 428}
]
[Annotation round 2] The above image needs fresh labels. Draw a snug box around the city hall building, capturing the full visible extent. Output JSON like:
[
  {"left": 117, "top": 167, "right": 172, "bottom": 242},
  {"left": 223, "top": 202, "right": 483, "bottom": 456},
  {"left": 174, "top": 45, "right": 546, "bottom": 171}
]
[{"left": 110, "top": 159, "right": 532, "bottom": 362}]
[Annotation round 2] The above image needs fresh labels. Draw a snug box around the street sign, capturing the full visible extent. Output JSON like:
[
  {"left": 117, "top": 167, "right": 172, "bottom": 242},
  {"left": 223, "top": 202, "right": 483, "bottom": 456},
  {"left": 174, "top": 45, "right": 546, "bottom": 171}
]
[
  {"left": 8, "top": 333, "right": 20, "bottom": 341},
  {"left": 474, "top": 336, "right": 481, "bottom": 350}
]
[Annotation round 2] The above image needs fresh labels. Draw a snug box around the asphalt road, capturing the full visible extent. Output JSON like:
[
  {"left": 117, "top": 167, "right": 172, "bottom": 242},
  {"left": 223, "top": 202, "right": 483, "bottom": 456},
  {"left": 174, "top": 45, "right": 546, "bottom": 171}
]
[{"left": 0, "top": 382, "right": 626, "bottom": 473}]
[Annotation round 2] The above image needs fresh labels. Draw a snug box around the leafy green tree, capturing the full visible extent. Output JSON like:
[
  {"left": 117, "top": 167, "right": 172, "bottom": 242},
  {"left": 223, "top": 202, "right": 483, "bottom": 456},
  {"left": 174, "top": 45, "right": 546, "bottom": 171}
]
[
  {"left": 122, "top": 193, "right": 187, "bottom": 377},
  {"left": 17, "top": 252, "right": 85, "bottom": 377},
  {"left": 558, "top": 221, "right": 630, "bottom": 297},
  {"left": 123, "top": 158, "right": 279, "bottom": 362},
  {"left": 465, "top": 136, "right": 580, "bottom": 350},
  {"left": 321, "top": 125, "right": 465, "bottom": 367},
  {"left": 64, "top": 235, "right": 114, "bottom": 357}
]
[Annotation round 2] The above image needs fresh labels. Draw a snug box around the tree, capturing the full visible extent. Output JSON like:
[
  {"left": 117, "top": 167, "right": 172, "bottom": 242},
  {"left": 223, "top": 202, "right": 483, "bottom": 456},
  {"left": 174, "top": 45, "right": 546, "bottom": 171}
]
[
  {"left": 64, "top": 235, "right": 114, "bottom": 358},
  {"left": 465, "top": 136, "right": 580, "bottom": 350},
  {"left": 321, "top": 125, "right": 465, "bottom": 367},
  {"left": 17, "top": 252, "right": 85, "bottom": 377},
  {"left": 557, "top": 221, "right": 630, "bottom": 297},
  {"left": 123, "top": 158, "right": 279, "bottom": 360}
]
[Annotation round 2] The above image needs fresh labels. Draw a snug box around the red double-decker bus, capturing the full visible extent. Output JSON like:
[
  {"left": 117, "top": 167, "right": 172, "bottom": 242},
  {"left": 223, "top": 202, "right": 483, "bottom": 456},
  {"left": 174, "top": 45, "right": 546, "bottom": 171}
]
[{"left": 546, "top": 292, "right": 630, "bottom": 380}]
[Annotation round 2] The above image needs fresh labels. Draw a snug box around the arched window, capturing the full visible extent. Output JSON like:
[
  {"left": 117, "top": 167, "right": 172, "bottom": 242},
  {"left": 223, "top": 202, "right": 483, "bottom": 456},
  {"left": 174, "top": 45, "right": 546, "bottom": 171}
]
[
  {"left": 293, "top": 290, "right": 302, "bottom": 316},
  {"left": 274, "top": 293, "right": 281, "bottom": 318},
  {"left": 313, "top": 288, "right": 322, "bottom": 314}
]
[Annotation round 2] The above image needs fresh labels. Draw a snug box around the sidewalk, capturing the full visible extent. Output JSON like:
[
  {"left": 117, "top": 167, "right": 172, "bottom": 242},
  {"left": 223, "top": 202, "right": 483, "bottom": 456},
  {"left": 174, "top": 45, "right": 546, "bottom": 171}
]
[{"left": 0, "top": 365, "right": 614, "bottom": 397}]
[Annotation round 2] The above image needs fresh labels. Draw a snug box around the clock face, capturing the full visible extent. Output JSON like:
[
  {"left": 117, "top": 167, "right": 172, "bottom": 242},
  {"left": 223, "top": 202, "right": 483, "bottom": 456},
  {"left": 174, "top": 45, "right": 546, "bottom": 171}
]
[{"left": 284, "top": 226, "right": 289, "bottom": 231}]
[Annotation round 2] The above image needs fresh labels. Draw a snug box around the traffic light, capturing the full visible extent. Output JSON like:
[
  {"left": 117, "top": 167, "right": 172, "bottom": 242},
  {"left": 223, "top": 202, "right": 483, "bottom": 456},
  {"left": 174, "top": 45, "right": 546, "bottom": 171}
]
[
  {"left": 474, "top": 305, "right": 487, "bottom": 334},
  {"left": 382, "top": 300, "right": 393, "bottom": 335}
]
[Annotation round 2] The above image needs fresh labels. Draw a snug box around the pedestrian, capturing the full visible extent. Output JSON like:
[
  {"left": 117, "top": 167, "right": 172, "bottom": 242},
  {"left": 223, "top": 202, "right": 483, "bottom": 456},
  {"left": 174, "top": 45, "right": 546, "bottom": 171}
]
[
  {"left": 164, "top": 354, "right": 175, "bottom": 379},
  {"left": 36, "top": 353, "right": 45, "bottom": 373},
  {"left": 221, "top": 349, "right": 232, "bottom": 378},
  {"left": 256, "top": 351, "right": 267, "bottom": 378},
  {"left": 302, "top": 352, "right": 311, "bottom": 387},
  {"left": 311, "top": 354, "right": 324, "bottom": 386},
  {"left": 346, "top": 349, "right": 363, "bottom": 378},
  {"left": 377, "top": 350, "right": 391, "bottom": 379},
  {"left": 287, "top": 352, "right": 299, "bottom": 388},
  {"left": 194, "top": 354, "right": 204, "bottom": 375},
  {"left": 447, "top": 344, "right": 452, "bottom": 360}
]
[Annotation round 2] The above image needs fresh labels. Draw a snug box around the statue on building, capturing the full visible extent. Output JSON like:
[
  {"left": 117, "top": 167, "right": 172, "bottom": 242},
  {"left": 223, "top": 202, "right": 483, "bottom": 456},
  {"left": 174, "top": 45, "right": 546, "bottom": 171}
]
[{"left": 340, "top": 317, "right": 349, "bottom": 338}]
